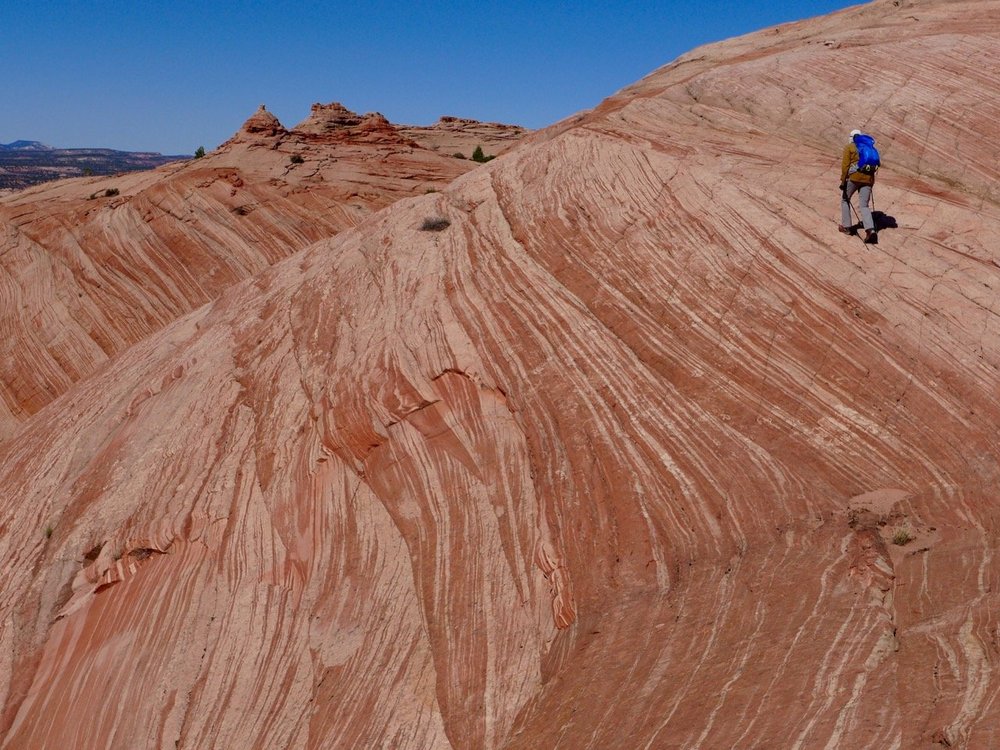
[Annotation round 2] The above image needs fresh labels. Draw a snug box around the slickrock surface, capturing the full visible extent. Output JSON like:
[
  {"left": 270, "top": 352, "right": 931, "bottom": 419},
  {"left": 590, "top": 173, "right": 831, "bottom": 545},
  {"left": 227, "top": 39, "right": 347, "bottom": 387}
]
[
  {"left": 399, "top": 116, "right": 529, "bottom": 159},
  {"left": 0, "top": 104, "right": 524, "bottom": 442},
  {"left": 3, "top": 0, "right": 1000, "bottom": 747}
]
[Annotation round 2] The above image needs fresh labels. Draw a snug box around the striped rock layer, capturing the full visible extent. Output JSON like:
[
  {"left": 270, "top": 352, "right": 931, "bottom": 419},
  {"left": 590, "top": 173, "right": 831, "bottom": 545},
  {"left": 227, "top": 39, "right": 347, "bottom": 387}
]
[
  {"left": 0, "top": 104, "right": 525, "bottom": 442},
  {"left": 3, "top": 0, "right": 1000, "bottom": 747}
]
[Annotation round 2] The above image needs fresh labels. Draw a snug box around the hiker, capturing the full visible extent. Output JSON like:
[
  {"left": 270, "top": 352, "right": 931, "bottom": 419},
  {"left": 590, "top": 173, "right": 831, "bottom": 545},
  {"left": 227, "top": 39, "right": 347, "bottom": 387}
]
[{"left": 839, "top": 129, "right": 879, "bottom": 244}]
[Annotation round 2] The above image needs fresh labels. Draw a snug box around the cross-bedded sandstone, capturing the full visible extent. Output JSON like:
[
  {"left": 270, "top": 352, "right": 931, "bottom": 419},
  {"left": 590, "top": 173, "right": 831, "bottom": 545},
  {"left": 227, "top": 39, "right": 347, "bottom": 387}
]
[{"left": 2, "top": 1, "right": 1000, "bottom": 748}]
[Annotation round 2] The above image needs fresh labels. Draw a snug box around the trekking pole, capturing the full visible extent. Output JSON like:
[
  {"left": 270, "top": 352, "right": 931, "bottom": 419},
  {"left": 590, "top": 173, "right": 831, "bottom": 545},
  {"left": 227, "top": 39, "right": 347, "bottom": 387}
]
[{"left": 848, "top": 200, "right": 869, "bottom": 250}]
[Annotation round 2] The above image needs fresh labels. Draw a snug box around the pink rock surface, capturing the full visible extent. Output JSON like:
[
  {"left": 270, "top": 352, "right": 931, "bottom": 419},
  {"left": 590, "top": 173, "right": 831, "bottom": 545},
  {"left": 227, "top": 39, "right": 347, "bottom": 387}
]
[
  {"left": 3, "top": 1, "right": 1000, "bottom": 748},
  {"left": 399, "top": 116, "right": 530, "bottom": 159},
  {"left": 0, "top": 105, "right": 525, "bottom": 441}
]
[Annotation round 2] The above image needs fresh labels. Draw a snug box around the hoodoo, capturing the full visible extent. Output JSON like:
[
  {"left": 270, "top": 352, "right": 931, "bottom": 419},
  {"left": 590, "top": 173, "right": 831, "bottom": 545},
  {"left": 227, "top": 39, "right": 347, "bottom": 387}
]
[
  {"left": 238, "top": 104, "right": 288, "bottom": 138},
  {"left": 294, "top": 101, "right": 365, "bottom": 133}
]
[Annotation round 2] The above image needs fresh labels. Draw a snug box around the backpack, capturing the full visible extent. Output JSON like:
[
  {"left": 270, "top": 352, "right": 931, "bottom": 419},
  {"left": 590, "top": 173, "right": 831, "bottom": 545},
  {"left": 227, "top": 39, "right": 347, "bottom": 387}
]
[{"left": 853, "top": 133, "right": 880, "bottom": 174}]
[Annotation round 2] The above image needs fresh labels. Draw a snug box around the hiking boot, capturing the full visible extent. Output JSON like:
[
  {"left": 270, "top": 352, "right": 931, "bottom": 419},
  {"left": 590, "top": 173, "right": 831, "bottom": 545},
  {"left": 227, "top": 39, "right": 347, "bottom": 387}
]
[
  {"left": 864, "top": 229, "right": 878, "bottom": 245},
  {"left": 838, "top": 225, "right": 858, "bottom": 236}
]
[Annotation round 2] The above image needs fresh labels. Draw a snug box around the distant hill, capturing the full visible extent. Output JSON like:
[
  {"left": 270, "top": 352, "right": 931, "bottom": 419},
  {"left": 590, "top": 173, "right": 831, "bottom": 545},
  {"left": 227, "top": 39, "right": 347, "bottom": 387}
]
[
  {"left": 0, "top": 141, "right": 187, "bottom": 189},
  {"left": 0, "top": 140, "right": 53, "bottom": 151}
]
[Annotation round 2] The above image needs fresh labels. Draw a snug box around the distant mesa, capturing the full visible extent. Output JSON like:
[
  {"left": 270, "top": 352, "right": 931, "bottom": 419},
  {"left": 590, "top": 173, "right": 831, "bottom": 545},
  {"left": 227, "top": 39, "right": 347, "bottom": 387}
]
[
  {"left": 0, "top": 140, "right": 186, "bottom": 190},
  {"left": 0, "top": 140, "right": 54, "bottom": 151}
]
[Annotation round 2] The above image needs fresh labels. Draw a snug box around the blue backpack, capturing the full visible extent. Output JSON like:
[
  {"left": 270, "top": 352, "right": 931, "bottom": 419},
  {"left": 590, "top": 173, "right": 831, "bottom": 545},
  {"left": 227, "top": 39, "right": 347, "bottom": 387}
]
[{"left": 853, "top": 133, "right": 880, "bottom": 174}]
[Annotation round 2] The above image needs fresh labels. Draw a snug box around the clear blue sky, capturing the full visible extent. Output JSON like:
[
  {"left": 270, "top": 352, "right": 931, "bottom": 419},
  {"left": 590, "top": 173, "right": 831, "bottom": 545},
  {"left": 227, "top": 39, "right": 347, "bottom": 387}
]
[{"left": 2, "top": 1, "right": 861, "bottom": 154}]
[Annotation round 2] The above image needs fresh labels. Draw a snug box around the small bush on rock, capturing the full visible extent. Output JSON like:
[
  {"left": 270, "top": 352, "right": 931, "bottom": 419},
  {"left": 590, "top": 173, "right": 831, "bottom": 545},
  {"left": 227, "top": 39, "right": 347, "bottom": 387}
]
[
  {"left": 471, "top": 145, "right": 495, "bottom": 163},
  {"left": 892, "top": 529, "right": 913, "bottom": 546},
  {"left": 289, "top": 154, "right": 305, "bottom": 164},
  {"left": 420, "top": 217, "right": 450, "bottom": 232}
]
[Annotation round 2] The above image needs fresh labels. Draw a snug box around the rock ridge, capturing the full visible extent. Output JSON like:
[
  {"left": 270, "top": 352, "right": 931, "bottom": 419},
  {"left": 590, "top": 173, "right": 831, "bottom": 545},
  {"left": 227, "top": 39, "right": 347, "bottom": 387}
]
[{"left": 225, "top": 100, "right": 530, "bottom": 156}]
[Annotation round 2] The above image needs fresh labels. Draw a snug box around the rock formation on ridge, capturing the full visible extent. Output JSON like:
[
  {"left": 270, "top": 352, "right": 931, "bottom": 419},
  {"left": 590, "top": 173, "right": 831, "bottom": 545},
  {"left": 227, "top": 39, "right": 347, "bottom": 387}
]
[
  {"left": 234, "top": 104, "right": 288, "bottom": 138},
  {"left": 290, "top": 102, "right": 528, "bottom": 155},
  {"left": 399, "top": 116, "right": 529, "bottom": 159},
  {"left": 3, "top": 0, "right": 1000, "bottom": 748}
]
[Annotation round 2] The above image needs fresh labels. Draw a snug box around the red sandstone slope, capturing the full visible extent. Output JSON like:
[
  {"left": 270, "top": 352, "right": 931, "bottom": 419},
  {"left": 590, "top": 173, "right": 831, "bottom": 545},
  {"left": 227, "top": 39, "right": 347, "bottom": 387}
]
[
  {"left": 3, "top": 0, "right": 1000, "bottom": 748},
  {"left": 0, "top": 104, "right": 525, "bottom": 441}
]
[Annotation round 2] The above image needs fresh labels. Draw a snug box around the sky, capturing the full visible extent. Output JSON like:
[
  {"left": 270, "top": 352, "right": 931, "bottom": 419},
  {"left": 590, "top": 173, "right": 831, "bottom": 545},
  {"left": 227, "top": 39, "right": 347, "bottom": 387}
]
[{"left": 2, "top": 1, "right": 862, "bottom": 155}]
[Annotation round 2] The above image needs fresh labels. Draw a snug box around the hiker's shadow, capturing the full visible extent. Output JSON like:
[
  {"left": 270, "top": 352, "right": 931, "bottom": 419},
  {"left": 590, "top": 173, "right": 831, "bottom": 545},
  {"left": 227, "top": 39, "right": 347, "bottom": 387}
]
[{"left": 873, "top": 211, "right": 898, "bottom": 231}]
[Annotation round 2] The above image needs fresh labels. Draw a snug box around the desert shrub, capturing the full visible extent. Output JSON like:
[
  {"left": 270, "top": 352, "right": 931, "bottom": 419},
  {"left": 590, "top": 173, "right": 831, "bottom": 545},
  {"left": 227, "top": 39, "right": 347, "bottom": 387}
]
[
  {"left": 105, "top": 188, "right": 119, "bottom": 197},
  {"left": 892, "top": 529, "right": 913, "bottom": 546},
  {"left": 289, "top": 154, "right": 305, "bottom": 164},
  {"left": 471, "top": 145, "right": 495, "bottom": 163},
  {"left": 420, "top": 217, "right": 450, "bottom": 231},
  {"left": 194, "top": 146, "right": 206, "bottom": 159}
]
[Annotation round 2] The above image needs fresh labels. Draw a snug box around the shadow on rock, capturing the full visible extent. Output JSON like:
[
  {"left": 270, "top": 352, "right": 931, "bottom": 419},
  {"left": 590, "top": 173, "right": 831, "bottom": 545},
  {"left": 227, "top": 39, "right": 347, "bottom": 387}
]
[{"left": 873, "top": 211, "right": 898, "bottom": 230}]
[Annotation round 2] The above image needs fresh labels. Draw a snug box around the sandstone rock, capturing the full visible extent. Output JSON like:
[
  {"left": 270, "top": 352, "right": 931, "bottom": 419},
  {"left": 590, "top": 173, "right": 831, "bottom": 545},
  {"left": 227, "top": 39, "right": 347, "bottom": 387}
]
[
  {"left": 0, "top": 106, "right": 524, "bottom": 442},
  {"left": 4, "top": 1, "right": 1000, "bottom": 748},
  {"left": 293, "top": 101, "right": 364, "bottom": 133},
  {"left": 240, "top": 104, "right": 287, "bottom": 136},
  {"left": 399, "top": 115, "right": 529, "bottom": 158}
]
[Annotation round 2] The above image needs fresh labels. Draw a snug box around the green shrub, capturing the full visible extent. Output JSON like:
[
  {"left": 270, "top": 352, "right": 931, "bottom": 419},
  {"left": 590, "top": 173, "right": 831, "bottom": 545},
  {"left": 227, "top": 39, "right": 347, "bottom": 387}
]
[
  {"left": 471, "top": 145, "right": 495, "bottom": 163},
  {"left": 194, "top": 146, "right": 206, "bottom": 159},
  {"left": 290, "top": 154, "right": 305, "bottom": 164},
  {"left": 892, "top": 529, "right": 913, "bottom": 546}
]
